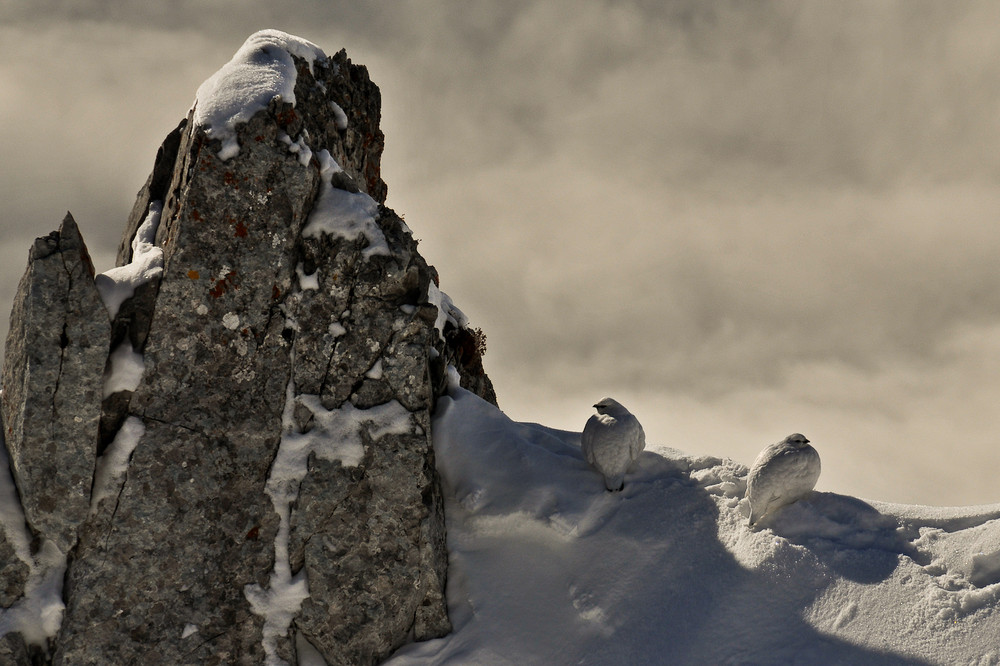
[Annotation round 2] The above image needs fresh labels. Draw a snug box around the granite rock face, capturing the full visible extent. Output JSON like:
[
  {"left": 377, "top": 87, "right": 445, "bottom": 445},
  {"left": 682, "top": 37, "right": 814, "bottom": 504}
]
[
  {"left": 0, "top": 419, "right": 29, "bottom": 617},
  {"left": 0, "top": 31, "right": 494, "bottom": 665},
  {"left": 1, "top": 214, "right": 109, "bottom": 554}
]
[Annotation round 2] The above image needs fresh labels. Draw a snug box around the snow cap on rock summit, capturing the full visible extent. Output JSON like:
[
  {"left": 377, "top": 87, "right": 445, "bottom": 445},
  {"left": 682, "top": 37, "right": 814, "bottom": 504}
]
[{"left": 193, "top": 29, "right": 327, "bottom": 160}]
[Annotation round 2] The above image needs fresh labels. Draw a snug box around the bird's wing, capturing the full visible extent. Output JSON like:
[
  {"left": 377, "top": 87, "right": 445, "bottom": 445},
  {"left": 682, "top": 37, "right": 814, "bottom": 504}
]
[{"left": 628, "top": 422, "right": 645, "bottom": 460}]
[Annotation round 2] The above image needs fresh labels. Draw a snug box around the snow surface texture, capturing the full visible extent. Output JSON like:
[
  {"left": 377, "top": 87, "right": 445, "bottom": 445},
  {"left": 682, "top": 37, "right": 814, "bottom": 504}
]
[
  {"left": 387, "top": 384, "right": 1000, "bottom": 665},
  {"left": 194, "top": 30, "right": 326, "bottom": 160},
  {"left": 745, "top": 432, "right": 821, "bottom": 526},
  {"left": 581, "top": 397, "right": 646, "bottom": 491}
]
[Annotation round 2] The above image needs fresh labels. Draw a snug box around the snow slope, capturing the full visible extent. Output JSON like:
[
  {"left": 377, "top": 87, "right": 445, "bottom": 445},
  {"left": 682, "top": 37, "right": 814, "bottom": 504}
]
[{"left": 388, "top": 382, "right": 1000, "bottom": 665}]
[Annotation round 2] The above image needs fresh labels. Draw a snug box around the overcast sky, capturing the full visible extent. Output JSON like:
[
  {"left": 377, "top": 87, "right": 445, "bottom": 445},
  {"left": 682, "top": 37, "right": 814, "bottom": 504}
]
[{"left": 3, "top": 1, "right": 1000, "bottom": 505}]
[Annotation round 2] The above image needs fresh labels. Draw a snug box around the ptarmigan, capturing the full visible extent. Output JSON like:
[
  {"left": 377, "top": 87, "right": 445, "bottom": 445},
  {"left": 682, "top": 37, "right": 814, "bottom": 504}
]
[
  {"left": 745, "top": 433, "right": 820, "bottom": 527},
  {"left": 581, "top": 398, "right": 646, "bottom": 492}
]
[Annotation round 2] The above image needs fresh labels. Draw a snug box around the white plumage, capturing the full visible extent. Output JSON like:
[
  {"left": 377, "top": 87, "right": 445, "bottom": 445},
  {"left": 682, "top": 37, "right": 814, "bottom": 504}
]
[
  {"left": 745, "top": 433, "right": 821, "bottom": 527},
  {"left": 581, "top": 397, "right": 646, "bottom": 492}
]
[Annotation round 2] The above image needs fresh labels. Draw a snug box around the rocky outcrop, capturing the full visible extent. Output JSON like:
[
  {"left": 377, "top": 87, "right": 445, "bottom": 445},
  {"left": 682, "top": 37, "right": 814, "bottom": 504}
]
[
  {"left": 0, "top": 424, "right": 30, "bottom": 618},
  {"left": 1, "top": 214, "right": 109, "bottom": 554},
  {"left": 0, "top": 30, "right": 493, "bottom": 665}
]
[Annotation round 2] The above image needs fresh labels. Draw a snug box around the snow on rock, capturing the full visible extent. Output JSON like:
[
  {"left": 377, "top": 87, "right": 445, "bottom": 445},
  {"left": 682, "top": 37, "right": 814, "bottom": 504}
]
[
  {"left": 365, "top": 358, "right": 384, "bottom": 380},
  {"left": 295, "top": 264, "right": 320, "bottom": 291},
  {"left": 101, "top": 340, "right": 145, "bottom": 398},
  {"left": 329, "top": 101, "right": 348, "bottom": 130},
  {"left": 301, "top": 150, "right": 388, "bottom": 258},
  {"left": 0, "top": 432, "right": 68, "bottom": 648},
  {"left": 248, "top": 378, "right": 419, "bottom": 664},
  {"left": 387, "top": 385, "right": 1000, "bottom": 665},
  {"left": 95, "top": 200, "right": 164, "bottom": 319},
  {"left": 244, "top": 570, "right": 308, "bottom": 666},
  {"left": 426, "top": 281, "right": 469, "bottom": 342},
  {"left": 0, "top": 540, "right": 67, "bottom": 647},
  {"left": 273, "top": 393, "right": 416, "bottom": 476},
  {"left": 278, "top": 131, "right": 314, "bottom": 167},
  {"left": 194, "top": 30, "right": 327, "bottom": 160},
  {"left": 89, "top": 416, "right": 145, "bottom": 513},
  {"left": 327, "top": 321, "right": 346, "bottom": 338}
]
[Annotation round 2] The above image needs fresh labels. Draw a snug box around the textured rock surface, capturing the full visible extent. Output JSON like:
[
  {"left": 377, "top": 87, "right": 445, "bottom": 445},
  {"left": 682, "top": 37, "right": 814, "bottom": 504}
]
[
  {"left": 0, "top": 536, "right": 27, "bottom": 610},
  {"left": 0, "top": 31, "right": 494, "bottom": 665},
  {"left": 284, "top": 209, "right": 454, "bottom": 662},
  {"left": 1, "top": 214, "right": 109, "bottom": 554},
  {"left": 0, "top": 633, "right": 30, "bottom": 666},
  {"left": 0, "top": 415, "right": 30, "bottom": 613}
]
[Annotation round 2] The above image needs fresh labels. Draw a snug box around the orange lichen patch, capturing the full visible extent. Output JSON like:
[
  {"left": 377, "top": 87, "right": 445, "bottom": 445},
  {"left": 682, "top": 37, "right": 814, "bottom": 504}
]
[
  {"left": 272, "top": 284, "right": 281, "bottom": 300},
  {"left": 277, "top": 108, "right": 298, "bottom": 125},
  {"left": 254, "top": 135, "right": 265, "bottom": 142},
  {"left": 191, "top": 209, "right": 203, "bottom": 222},
  {"left": 209, "top": 271, "right": 239, "bottom": 298},
  {"left": 223, "top": 171, "right": 238, "bottom": 187},
  {"left": 234, "top": 220, "right": 248, "bottom": 238},
  {"left": 245, "top": 526, "right": 260, "bottom": 540},
  {"left": 187, "top": 269, "right": 200, "bottom": 280}
]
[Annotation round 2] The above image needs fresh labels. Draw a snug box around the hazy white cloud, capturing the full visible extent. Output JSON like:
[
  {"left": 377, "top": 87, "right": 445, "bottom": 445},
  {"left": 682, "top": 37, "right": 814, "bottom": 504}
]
[{"left": 2, "top": 1, "right": 999, "bottom": 505}]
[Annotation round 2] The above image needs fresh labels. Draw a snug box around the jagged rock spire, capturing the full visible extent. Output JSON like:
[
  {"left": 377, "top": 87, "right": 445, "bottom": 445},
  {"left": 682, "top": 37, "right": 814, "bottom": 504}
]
[
  {"left": 1, "top": 214, "right": 109, "bottom": 555},
  {"left": 1, "top": 30, "right": 494, "bottom": 665}
]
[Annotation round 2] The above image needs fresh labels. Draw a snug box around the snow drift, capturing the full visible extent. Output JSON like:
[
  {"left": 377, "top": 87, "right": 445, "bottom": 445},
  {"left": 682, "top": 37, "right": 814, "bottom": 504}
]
[{"left": 389, "top": 381, "right": 1000, "bottom": 664}]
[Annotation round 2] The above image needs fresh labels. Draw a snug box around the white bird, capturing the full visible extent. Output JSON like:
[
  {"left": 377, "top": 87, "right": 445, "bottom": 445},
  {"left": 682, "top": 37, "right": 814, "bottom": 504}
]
[
  {"left": 581, "top": 397, "right": 646, "bottom": 492},
  {"left": 745, "top": 433, "right": 821, "bottom": 527}
]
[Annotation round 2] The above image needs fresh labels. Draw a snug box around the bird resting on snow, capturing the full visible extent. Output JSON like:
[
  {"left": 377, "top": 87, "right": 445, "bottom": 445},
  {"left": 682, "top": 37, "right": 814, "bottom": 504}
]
[
  {"left": 745, "top": 433, "right": 820, "bottom": 527},
  {"left": 581, "top": 397, "right": 646, "bottom": 491}
]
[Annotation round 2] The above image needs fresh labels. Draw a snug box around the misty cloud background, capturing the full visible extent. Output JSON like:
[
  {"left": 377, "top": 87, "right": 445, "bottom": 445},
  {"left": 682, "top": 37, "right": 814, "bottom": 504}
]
[{"left": 2, "top": 1, "right": 999, "bottom": 505}]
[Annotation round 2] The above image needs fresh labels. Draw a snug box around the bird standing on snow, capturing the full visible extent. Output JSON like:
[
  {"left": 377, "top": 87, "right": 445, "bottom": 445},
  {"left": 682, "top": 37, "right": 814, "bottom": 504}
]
[
  {"left": 581, "top": 398, "right": 646, "bottom": 491},
  {"left": 745, "top": 433, "right": 821, "bottom": 527}
]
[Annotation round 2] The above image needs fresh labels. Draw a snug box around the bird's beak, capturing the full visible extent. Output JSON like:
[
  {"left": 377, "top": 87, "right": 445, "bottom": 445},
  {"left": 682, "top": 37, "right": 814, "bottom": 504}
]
[{"left": 593, "top": 404, "right": 599, "bottom": 408}]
